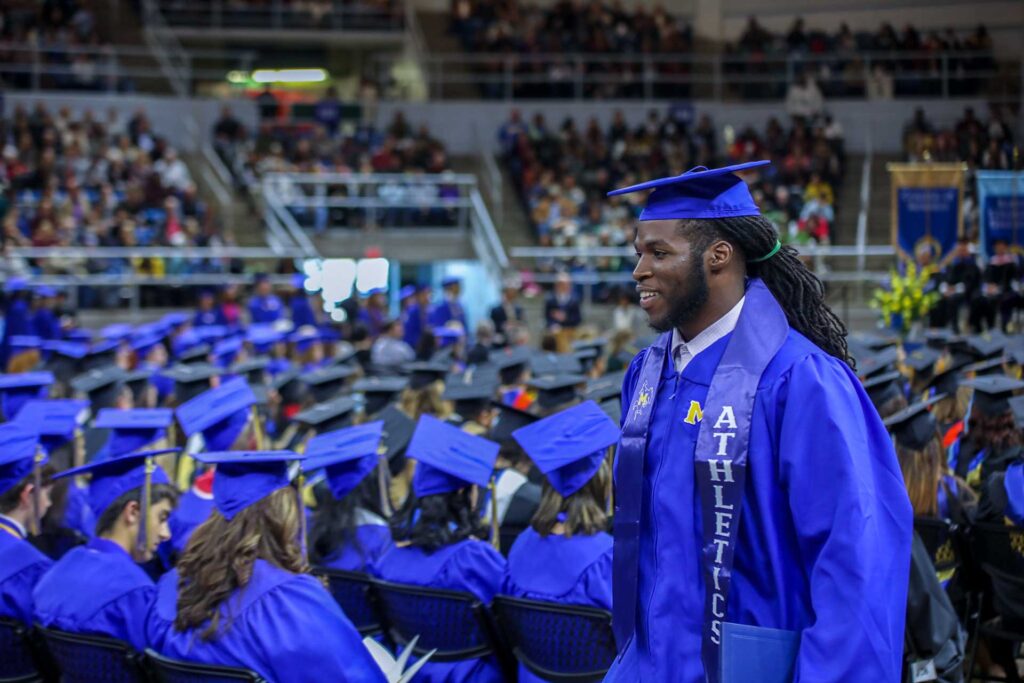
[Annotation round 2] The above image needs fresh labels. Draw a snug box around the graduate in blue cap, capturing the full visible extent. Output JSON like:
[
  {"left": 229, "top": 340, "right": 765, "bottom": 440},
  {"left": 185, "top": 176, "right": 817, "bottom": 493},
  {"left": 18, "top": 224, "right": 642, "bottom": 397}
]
[
  {"left": 371, "top": 414, "right": 506, "bottom": 683},
  {"left": 0, "top": 423, "right": 54, "bottom": 625},
  {"left": 32, "top": 286, "right": 63, "bottom": 341},
  {"left": 248, "top": 273, "right": 285, "bottom": 324},
  {"left": 91, "top": 408, "right": 174, "bottom": 462},
  {"left": 306, "top": 421, "right": 397, "bottom": 572},
  {"left": 1, "top": 279, "right": 33, "bottom": 370},
  {"left": 194, "top": 288, "right": 228, "bottom": 328},
  {"left": 145, "top": 450, "right": 385, "bottom": 683},
  {"left": 359, "top": 288, "right": 389, "bottom": 338},
  {"left": 288, "top": 273, "right": 320, "bottom": 328},
  {"left": 0, "top": 370, "right": 54, "bottom": 421},
  {"left": 605, "top": 161, "right": 911, "bottom": 682},
  {"left": 429, "top": 276, "right": 468, "bottom": 332},
  {"left": 505, "top": 401, "right": 617, "bottom": 683},
  {"left": 33, "top": 449, "right": 180, "bottom": 651},
  {"left": 403, "top": 284, "right": 433, "bottom": 350}
]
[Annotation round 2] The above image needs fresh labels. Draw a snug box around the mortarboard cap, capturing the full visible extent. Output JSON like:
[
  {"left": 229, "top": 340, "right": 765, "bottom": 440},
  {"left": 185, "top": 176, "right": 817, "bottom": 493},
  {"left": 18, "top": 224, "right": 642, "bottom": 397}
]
[
  {"left": 928, "top": 364, "right": 964, "bottom": 398},
  {"left": 856, "top": 347, "right": 900, "bottom": 379},
  {"left": 161, "top": 312, "right": 190, "bottom": 330},
  {"left": 246, "top": 325, "right": 285, "bottom": 355},
  {"left": 300, "top": 365, "right": 355, "bottom": 403},
  {"left": 409, "top": 415, "right": 499, "bottom": 497},
  {"left": 82, "top": 340, "right": 121, "bottom": 371},
  {"left": 905, "top": 348, "right": 940, "bottom": 377},
  {"left": 849, "top": 332, "right": 901, "bottom": 352},
  {"left": 378, "top": 405, "right": 415, "bottom": 473},
  {"left": 130, "top": 334, "right": 164, "bottom": 358},
  {"left": 404, "top": 360, "right": 449, "bottom": 390},
  {"left": 53, "top": 449, "right": 175, "bottom": 518},
  {"left": 441, "top": 276, "right": 462, "bottom": 288},
  {"left": 489, "top": 401, "right": 538, "bottom": 444},
  {"left": 232, "top": 358, "right": 270, "bottom": 386},
  {"left": 583, "top": 372, "right": 626, "bottom": 404},
  {"left": 965, "top": 334, "right": 1006, "bottom": 361},
  {"left": 304, "top": 422, "right": 383, "bottom": 500},
  {"left": 399, "top": 285, "right": 417, "bottom": 301},
  {"left": 100, "top": 324, "right": 134, "bottom": 342},
  {"left": 0, "top": 423, "right": 46, "bottom": 494},
  {"left": 14, "top": 399, "right": 90, "bottom": 452},
  {"left": 528, "top": 374, "right": 586, "bottom": 410},
  {"left": 175, "top": 378, "right": 256, "bottom": 451},
  {"left": 192, "top": 450, "right": 302, "bottom": 520},
  {"left": 293, "top": 396, "right": 358, "bottom": 434},
  {"left": 354, "top": 376, "right": 408, "bottom": 416},
  {"left": 882, "top": 396, "right": 944, "bottom": 451},
  {"left": 93, "top": 408, "right": 174, "bottom": 459},
  {"left": 964, "top": 357, "right": 1007, "bottom": 377},
  {"left": 270, "top": 367, "right": 304, "bottom": 404},
  {"left": 289, "top": 326, "right": 323, "bottom": 353},
  {"left": 44, "top": 340, "right": 89, "bottom": 382},
  {"left": 3, "top": 277, "right": 29, "bottom": 293},
  {"left": 572, "top": 338, "right": 607, "bottom": 355},
  {"left": 443, "top": 378, "right": 498, "bottom": 421},
  {"left": 70, "top": 366, "right": 127, "bottom": 411},
  {"left": 212, "top": 337, "right": 243, "bottom": 368},
  {"left": 0, "top": 371, "right": 54, "bottom": 420},
  {"left": 962, "top": 375, "right": 1024, "bottom": 415},
  {"left": 494, "top": 348, "right": 532, "bottom": 385},
  {"left": 162, "top": 363, "right": 221, "bottom": 404},
  {"left": 177, "top": 344, "right": 212, "bottom": 366},
  {"left": 194, "top": 325, "right": 229, "bottom": 344},
  {"left": 434, "top": 326, "right": 465, "bottom": 349},
  {"left": 606, "top": 161, "right": 769, "bottom": 221},
  {"left": 8, "top": 336, "right": 42, "bottom": 359},
  {"left": 599, "top": 398, "right": 622, "bottom": 423},
  {"left": 530, "top": 353, "right": 582, "bottom": 378},
  {"left": 863, "top": 371, "right": 904, "bottom": 409},
  {"left": 513, "top": 401, "right": 619, "bottom": 497},
  {"left": 1008, "top": 395, "right": 1024, "bottom": 431}
]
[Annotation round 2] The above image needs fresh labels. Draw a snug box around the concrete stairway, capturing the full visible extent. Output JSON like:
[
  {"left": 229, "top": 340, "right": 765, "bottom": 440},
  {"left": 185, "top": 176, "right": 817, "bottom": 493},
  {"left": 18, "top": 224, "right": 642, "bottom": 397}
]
[{"left": 414, "top": 10, "right": 478, "bottom": 99}]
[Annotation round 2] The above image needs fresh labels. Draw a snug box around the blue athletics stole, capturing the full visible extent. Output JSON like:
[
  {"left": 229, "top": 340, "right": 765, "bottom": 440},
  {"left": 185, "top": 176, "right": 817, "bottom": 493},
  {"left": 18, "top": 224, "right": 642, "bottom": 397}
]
[{"left": 612, "top": 279, "right": 793, "bottom": 683}]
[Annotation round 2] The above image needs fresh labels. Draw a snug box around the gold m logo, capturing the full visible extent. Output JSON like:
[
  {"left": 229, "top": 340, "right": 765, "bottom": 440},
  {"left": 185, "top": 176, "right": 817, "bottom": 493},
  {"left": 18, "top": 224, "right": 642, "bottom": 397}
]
[{"left": 683, "top": 401, "right": 704, "bottom": 425}]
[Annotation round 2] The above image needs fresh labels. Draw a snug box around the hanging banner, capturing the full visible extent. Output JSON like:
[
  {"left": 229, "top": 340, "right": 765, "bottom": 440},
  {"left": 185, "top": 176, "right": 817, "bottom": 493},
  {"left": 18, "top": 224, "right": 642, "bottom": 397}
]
[
  {"left": 888, "top": 163, "right": 967, "bottom": 263},
  {"left": 977, "top": 170, "right": 1024, "bottom": 258}
]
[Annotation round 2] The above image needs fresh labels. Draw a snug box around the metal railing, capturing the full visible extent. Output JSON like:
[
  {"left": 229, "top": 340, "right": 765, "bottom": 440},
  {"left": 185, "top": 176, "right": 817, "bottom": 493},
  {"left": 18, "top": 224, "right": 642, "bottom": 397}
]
[
  {"left": 150, "top": 0, "right": 405, "bottom": 33},
  {"left": 855, "top": 131, "right": 873, "bottom": 273},
  {"left": 374, "top": 49, "right": 1020, "bottom": 102}
]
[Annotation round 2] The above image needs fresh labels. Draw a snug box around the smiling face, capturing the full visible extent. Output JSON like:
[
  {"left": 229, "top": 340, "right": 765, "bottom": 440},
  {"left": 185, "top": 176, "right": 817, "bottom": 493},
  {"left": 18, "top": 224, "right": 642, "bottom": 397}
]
[{"left": 632, "top": 219, "right": 710, "bottom": 333}]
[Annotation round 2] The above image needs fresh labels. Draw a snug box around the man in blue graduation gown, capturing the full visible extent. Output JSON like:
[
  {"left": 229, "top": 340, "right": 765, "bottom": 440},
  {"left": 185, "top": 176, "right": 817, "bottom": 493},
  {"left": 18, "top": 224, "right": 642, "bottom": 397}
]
[
  {"left": 33, "top": 450, "right": 179, "bottom": 651},
  {"left": 606, "top": 162, "right": 912, "bottom": 683},
  {"left": 0, "top": 424, "right": 53, "bottom": 626},
  {"left": 402, "top": 284, "right": 432, "bottom": 350},
  {"left": 429, "top": 277, "right": 468, "bottom": 331},
  {"left": 248, "top": 273, "right": 284, "bottom": 324}
]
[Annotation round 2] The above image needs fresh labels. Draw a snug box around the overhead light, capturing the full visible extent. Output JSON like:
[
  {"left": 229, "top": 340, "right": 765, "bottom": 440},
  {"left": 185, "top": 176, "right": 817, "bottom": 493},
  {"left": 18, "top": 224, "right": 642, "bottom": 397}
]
[{"left": 251, "top": 68, "right": 328, "bottom": 84}]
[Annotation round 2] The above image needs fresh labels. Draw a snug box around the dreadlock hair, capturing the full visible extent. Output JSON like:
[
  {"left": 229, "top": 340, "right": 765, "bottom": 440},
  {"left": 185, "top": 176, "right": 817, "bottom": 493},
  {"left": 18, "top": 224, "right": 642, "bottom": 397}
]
[{"left": 678, "top": 215, "right": 851, "bottom": 367}]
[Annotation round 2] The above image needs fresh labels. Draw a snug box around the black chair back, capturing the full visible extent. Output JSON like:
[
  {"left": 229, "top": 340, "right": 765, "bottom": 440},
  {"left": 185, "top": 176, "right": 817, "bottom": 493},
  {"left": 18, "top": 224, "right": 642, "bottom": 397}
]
[
  {"left": 980, "top": 563, "right": 1024, "bottom": 628},
  {"left": 313, "top": 568, "right": 384, "bottom": 637},
  {"left": 372, "top": 580, "right": 497, "bottom": 662},
  {"left": 913, "top": 517, "right": 962, "bottom": 581},
  {"left": 38, "top": 627, "right": 146, "bottom": 683},
  {"left": 972, "top": 522, "right": 1024, "bottom": 577},
  {"left": 0, "top": 619, "right": 42, "bottom": 683},
  {"left": 492, "top": 595, "right": 616, "bottom": 683},
  {"left": 145, "top": 649, "right": 267, "bottom": 683}
]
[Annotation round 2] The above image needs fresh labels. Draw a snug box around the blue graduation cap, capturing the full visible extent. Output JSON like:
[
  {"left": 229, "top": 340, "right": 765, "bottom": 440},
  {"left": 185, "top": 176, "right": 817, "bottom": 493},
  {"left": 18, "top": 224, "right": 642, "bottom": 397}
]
[
  {"left": 53, "top": 449, "right": 176, "bottom": 550},
  {"left": 43, "top": 340, "right": 89, "bottom": 359},
  {"left": 194, "top": 325, "right": 229, "bottom": 344},
  {"left": 172, "top": 329, "right": 204, "bottom": 356},
  {"left": 14, "top": 399, "right": 90, "bottom": 452},
  {"left": 191, "top": 450, "right": 303, "bottom": 521},
  {"left": 606, "top": 161, "right": 770, "bottom": 221},
  {"left": 35, "top": 285, "right": 58, "bottom": 298},
  {"left": 100, "top": 324, "right": 134, "bottom": 342},
  {"left": 246, "top": 325, "right": 284, "bottom": 355},
  {"left": 212, "top": 337, "right": 243, "bottom": 368},
  {"left": 9, "top": 335, "right": 42, "bottom": 358},
  {"left": 176, "top": 378, "right": 256, "bottom": 451},
  {"left": 409, "top": 415, "right": 500, "bottom": 497},
  {"left": 434, "top": 326, "right": 465, "bottom": 348},
  {"left": 130, "top": 333, "right": 164, "bottom": 358},
  {"left": 399, "top": 285, "right": 417, "bottom": 301},
  {"left": 0, "top": 371, "right": 54, "bottom": 421},
  {"left": 513, "top": 401, "right": 619, "bottom": 497},
  {"left": 3, "top": 277, "right": 29, "bottom": 293},
  {"left": 441, "top": 276, "right": 461, "bottom": 288},
  {"left": 65, "top": 329, "right": 94, "bottom": 343},
  {"left": 289, "top": 326, "right": 323, "bottom": 352},
  {"left": 304, "top": 421, "right": 384, "bottom": 500},
  {"left": 0, "top": 422, "right": 46, "bottom": 495},
  {"left": 161, "top": 312, "right": 190, "bottom": 330},
  {"left": 82, "top": 339, "right": 121, "bottom": 371},
  {"left": 93, "top": 408, "right": 174, "bottom": 459}
]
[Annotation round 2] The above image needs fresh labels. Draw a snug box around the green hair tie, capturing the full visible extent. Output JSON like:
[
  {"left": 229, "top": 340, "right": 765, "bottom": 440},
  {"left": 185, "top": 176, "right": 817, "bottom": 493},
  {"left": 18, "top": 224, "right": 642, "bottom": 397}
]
[{"left": 749, "top": 240, "right": 781, "bottom": 263}]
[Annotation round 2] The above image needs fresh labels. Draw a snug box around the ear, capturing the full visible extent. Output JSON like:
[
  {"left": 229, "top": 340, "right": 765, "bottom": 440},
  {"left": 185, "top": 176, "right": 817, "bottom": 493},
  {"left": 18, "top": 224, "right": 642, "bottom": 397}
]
[
  {"left": 122, "top": 500, "right": 141, "bottom": 527},
  {"left": 19, "top": 483, "right": 34, "bottom": 510},
  {"left": 706, "top": 240, "right": 735, "bottom": 273}
]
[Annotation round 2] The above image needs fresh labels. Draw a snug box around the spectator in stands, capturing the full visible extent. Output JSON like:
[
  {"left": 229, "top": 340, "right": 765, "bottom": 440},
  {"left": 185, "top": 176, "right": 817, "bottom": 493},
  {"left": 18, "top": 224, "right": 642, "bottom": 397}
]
[
  {"left": 370, "top": 319, "right": 416, "bottom": 370},
  {"left": 785, "top": 71, "right": 825, "bottom": 122},
  {"left": 154, "top": 147, "right": 192, "bottom": 193},
  {"left": 313, "top": 87, "right": 344, "bottom": 136},
  {"left": 611, "top": 287, "right": 645, "bottom": 333},
  {"left": 194, "top": 289, "right": 227, "bottom": 328},
  {"left": 544, "top": 273, "right": 581, "bottom": 331},
  {"left": 403, "top": 284, "right": 432, "bottom": 350},
  {"left": 256, "top": 85, "right": 279, "bottom": 121},
  {"left": 490, "top": 276, "right": 525, "bottom": 346}
]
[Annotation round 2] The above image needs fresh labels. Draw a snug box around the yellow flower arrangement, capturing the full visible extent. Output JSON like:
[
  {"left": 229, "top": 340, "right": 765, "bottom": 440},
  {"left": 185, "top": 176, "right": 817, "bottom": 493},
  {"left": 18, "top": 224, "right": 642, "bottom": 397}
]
[{"left": 869, "top": 262, "right": 940, "bottom": 332}]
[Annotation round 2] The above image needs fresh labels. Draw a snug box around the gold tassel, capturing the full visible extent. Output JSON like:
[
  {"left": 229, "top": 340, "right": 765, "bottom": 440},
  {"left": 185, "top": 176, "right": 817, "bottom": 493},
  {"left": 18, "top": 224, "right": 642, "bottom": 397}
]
[
  {"left": 296, "top": 472, "right": 308, "bottom": 564},
  {"left": 488, "top": 476, "right": 500, "bottom": 551},
  {"left": 251, "top": 406, "right": 266, "bottom": 450}
]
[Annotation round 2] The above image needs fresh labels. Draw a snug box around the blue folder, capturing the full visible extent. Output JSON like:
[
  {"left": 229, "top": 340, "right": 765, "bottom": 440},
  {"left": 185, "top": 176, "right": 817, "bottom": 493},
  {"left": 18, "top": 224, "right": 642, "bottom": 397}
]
[{"left": 720, "top": 622, "right": 800, "bottom": 683}]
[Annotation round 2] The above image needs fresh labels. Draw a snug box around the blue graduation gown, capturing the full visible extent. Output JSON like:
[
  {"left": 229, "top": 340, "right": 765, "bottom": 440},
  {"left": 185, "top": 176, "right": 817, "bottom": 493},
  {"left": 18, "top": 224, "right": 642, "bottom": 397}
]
[
  {"left": 402, "top": 304, "right": 429, "bottom": 349},
  {"left": 168, "top": 489, "right": 214, "bottom": 555},
  {"left": 248, "top": 295, "right": 284, "bottom": 324},
  {"left": 290, "top": 296, "right": 317, "bottom": 329},
  {"left": 502, "top": 528, "right": 613, "bottom": 683},
  {"left": 147, "top": 560, "right": 384, "bottom": 683},
  {"left": 32, "top": 308, "right": 62, "bottom": 340},
  {"left": 33, "top": 538, "right": 155, "bottom": 651},
  {"left": 1, "top": 299, "right": 31, "bottom": 367},
  {"left": 428, "top": 300, "right": 467, "bottom": 331},
  {"left": 321, "top": 511, "right": 394, "bottom": 573},
  {"left": 193, "top": 309, "right": 227, "bottom": 328},
  {"left": 0, "top": 524, "right": 53, "bottom": 625},
  {"left": 605, "top": 330, "right": 912, "bottom": 683},
  {"left": 371, "top": 539, "right": 506, "bottom": 683},
  {"left": 63, "top": 480, "right": 95, "bottom": 539}
]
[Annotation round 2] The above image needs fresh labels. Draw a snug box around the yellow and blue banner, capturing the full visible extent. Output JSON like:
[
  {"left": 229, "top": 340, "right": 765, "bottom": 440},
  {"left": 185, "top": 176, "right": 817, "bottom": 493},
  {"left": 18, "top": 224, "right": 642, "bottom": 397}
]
[
  {"left": 889, "top": 163, "right": 967, "bottom": 262},
  {"left": 977, "top": 170, "right": 1024, "bottom": 258}
]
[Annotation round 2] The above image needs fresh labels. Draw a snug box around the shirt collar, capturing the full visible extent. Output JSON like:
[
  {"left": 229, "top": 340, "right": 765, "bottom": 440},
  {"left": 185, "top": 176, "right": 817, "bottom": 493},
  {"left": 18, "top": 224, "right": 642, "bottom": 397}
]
[
  {"left": 0, "top": 513, "right": 26, "bottom": 538},
  {"left": 671, "top": 296, "right": 745, "bottom": 364}
]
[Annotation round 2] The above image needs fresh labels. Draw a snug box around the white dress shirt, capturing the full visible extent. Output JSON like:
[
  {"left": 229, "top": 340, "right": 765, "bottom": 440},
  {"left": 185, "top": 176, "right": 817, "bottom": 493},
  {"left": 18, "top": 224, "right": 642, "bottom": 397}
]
[{"left": 671, "top": 297, "right": 745, "bottom": 374}]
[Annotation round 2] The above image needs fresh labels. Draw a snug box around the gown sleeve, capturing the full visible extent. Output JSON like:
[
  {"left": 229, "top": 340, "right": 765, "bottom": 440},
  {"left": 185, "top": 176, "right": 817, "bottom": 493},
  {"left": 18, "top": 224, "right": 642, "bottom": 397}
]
[
  {"left": 249, "top": 575, "right": 386, "bottom": 683},
  {"left": 447, "top": 542, "right": 507, "bottom": 604},
  {"left": 105, "top": 585, "right": 156, "bottom": 653},
  {"left": 576, "top": 548, "right": 614, "bottom": 611},
  {"left": 775, "top": 354, "right": 913, "bottom": 682}
]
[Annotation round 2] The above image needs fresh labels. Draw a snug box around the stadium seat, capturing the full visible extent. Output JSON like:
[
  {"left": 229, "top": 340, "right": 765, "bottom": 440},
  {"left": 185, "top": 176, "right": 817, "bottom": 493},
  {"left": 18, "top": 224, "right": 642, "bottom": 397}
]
[
  {"left": 913, "top": 516, "right": 966, "bottom": 586},
  {"left": 0, "top": 618, "right": 43, "bottom": 683},
  {"left": 37, "top": 627, "right": 147, "bottom": 683},
  {"left": 313, "top": 568, "right": 385, "bottom": 637},
  {"left": 372, "top": 579, "right": 512, "bottom": 675},
  {"left": 145, "top": 649, "right": 267, "bottom": 682},
  {"left": 492, "top": 595, "right": 617, "bottom": 683}
]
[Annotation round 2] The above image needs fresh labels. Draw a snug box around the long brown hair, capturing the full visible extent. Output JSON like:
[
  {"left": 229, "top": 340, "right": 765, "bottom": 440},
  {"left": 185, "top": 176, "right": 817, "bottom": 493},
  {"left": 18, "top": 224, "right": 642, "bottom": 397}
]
[
  {"left": 896, "top": 438, "right": 945, "bottom": 517},
  {"left": 531, "top": 455, "right": 611, "bottom": 537},
  {"left": 174, "top": 487, "right": 306, "bottom": 640},
  {"left": 967, "top": 411, "right": 1022, "bottom": 452},
  {"left": 931, "top": 386, "right": 970, "bottom": 426}
]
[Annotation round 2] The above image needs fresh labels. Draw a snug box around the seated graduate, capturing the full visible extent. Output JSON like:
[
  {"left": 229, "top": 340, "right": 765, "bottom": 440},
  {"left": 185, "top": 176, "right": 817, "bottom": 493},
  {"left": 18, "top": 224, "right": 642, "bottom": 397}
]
[
  {"left": 503, "top": 400, "right": 615, "bottom": 607},
  {"left": 486, "top": 402, "right": 543, "bottom": 555},
  {"left": 0, "top": 424, "right": 54, "bottom": 625},
  {"left": 306, "top": 421, "right": 397, "bottom": 572},
  {"left": 883, "top": 397, "right": 976, "bottom": 527},
  {"left": 371, "top": 415, "right": 506, "bottom": 683},
  {"left": 33, "top": 448, "right": 180, "bottom": 651},
  {"left": 976, "top": 395, "right": 1024, "bottom": 528},
  {"left": 950, "top": 376, "right": 1024, "bottom": 489},
  {"left": 146, "top": 450, "right": 385, "bottom": 683}
]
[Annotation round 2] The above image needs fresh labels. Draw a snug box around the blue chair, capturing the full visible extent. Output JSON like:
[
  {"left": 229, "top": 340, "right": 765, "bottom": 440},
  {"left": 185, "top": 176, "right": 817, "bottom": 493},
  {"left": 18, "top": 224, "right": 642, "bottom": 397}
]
[
  {"left": 0, "top": 618, "right": 43, "bottom": 683},
  {"left": 492, "top": 595, "right": 617, "bottom": 682},
  {"left": 37, "top": 627, "right": 146, "bottom": 683},
  {"left": 313, "top": 568, "right": 385, "bottom": 637},
  {"left": 372, "top": 580, "right": 513, "bottom": 676},
  {"left": 145, "top": 649, "right": 266, "bottom": 682}
]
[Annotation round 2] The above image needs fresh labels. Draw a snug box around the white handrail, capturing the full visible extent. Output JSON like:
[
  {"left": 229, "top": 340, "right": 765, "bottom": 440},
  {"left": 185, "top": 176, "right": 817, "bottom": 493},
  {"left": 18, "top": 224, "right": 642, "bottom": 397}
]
[
  {"left": 856, "top": 128, "right": 873, "bottom": 273},
  {"left": 7, "top": 246, "right": 306, "bottom": 258}
]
